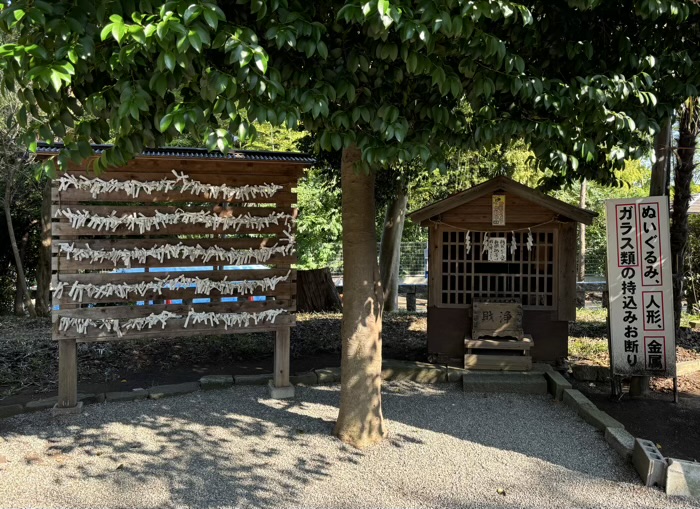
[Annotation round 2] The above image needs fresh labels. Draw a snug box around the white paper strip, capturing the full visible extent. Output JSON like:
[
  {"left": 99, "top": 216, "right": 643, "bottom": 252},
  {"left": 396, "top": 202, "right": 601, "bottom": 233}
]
[
  {"left": 58, "top": 308, "right": 286, "bottom": 337},
  {"left": 54, "top": 271, "right": 291, "bottom": 302},
  {"left": 58, "top": 240, "right": 295, "bottom": 268},
  {"left": 55, "top": 208, "right": 295, "bottom": 234},
  {"left": 57, "top": 170, "right": 283, "bottom": 201}
]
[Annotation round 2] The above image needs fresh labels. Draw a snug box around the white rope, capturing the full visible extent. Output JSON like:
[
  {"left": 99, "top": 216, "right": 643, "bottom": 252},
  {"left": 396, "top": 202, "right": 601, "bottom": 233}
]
[
  {"left": 57, "top": 170, "right": 283, "bottom": 201},
  {"left": 58, "top": 240, "right": 295, "bottom": 267},
  {"left": 54, "top": 208, "right": 295, "bottom": 234},
  {"left": 58, "top": 308, "right": 286, "bottom": 337},
  {"left": 54, "top": 271, "right": 291, "bottom": 302},
  {"left": 58, "top": 310, "right": 181, "bottom": 338},
  {"left": 184, "top": 308, "right": 286, "bottom": 329}
]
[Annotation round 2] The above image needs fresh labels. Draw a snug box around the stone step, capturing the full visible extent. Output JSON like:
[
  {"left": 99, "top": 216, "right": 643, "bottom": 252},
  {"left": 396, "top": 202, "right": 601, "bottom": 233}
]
[{"left": 462, "top": 372, "right": 548, "bottom": 394}]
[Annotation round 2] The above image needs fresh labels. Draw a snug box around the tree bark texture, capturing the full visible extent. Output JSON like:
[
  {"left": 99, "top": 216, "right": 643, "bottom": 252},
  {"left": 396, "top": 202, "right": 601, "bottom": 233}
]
[
  {"left": 379, "top": 188, "right": 408, "bottom": 312},
  {"left": 12, "top": 216, "right": 31, "bottom": 316},
  {"left": 671, "top": 102, "right": 698, "bottom": 333},
  {"left": 577, "top": 179, "right": 587, "bottom": 282},
  {"left": 35, "top": 180, "right": 52, "bottom": 317},
  {"left": 4, "top": 181, "right": 36, "bottom": 318},
  {"left": 650, "top": 118, "right": 672, "bottom": 197},
  {"left": 333, "top": 144, "right": 386, "bottom": 448},
  {"left": 297, "top": 268, "right": 342, "bottom": 312}
]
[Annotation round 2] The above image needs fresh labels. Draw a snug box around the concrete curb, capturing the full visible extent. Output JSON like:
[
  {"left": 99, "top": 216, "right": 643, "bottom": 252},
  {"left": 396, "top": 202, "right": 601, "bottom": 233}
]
[
  {"left": 666, "top": 458, "right": 700, "bottom": 499},
  {"left": 544, "top": 370, "right": 572, "bottom": 401},
  {"left": 0, "top": 361, "right": 601, "bottom": 428},
  {"left": 605, "top": 427, "right": 635, "bottom": 461}
]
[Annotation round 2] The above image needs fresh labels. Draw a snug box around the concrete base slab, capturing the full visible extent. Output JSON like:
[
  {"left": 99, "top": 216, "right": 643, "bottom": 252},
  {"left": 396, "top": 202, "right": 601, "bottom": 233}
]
[
  {"left": 268, "top": 380, "right": 295, "bottom": 399},
  {"left": 666, "top": 458, "right": 700, "bottom": 498},
  {"left": 462, "top": 372, "right": 547, "bottom": 394},
  {"left": 605, "top": 427, "right": 635, "bottom": 461},
  {"left": 51, "top": 401, "right": 83, "bottom": 416},
  {"left": 446, "top": 367, "right": 469, "bottom": 383},
  {"left": 633, "top": 438, "right": 668, "bottom": 487}
]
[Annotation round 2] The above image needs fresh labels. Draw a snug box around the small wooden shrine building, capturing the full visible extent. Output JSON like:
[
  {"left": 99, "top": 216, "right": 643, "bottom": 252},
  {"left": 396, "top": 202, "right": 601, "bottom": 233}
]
[{"left": 408, "top": 176, "right": 596, "bottom": 365}]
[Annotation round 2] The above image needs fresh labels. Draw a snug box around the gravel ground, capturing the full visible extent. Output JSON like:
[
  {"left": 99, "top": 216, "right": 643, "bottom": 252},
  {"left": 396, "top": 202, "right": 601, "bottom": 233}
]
[{"left": 0, "top": 383, "right": 696, "bottom": 509}]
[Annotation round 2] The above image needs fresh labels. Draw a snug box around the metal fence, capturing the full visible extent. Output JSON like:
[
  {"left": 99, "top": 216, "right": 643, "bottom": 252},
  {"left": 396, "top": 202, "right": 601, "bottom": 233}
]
[
  {"left": 321, "top": 242, "right": 607, "bottom": 282},
  {"left": 324, "top": 242, "right": 427, "bottom": 278}
]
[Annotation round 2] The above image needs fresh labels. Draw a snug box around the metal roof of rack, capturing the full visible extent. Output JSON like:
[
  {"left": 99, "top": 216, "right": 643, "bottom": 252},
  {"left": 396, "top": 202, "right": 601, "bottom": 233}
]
[{"left": 36, "top": 142, "right": 315, "bottom": 164}]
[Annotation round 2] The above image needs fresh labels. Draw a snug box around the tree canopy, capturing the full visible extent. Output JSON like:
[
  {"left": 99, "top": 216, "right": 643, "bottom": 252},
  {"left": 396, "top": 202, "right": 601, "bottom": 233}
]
[{"left": 0, "top": 0, "right": 697, "bottom": 184}]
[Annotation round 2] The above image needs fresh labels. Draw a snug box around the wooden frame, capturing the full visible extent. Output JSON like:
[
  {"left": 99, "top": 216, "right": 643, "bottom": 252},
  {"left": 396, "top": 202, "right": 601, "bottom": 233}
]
[
  {"left": 47, "top": 150, "right": 309, "bottom": 408},
  {"left": 434, "top": 226, "right": 558, "bottom": 311}
]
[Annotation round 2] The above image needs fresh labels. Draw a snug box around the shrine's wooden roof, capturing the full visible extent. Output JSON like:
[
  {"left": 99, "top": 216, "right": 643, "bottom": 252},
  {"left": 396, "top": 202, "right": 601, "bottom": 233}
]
[{"left": 408, "top": 176, "right": 596, "bottom": 226}]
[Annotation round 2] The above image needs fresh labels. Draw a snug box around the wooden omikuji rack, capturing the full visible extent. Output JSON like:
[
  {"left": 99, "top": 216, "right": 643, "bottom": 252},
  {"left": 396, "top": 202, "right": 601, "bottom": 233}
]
[{"left": 44, "top": 144, "right": 311, "bottom": 410}]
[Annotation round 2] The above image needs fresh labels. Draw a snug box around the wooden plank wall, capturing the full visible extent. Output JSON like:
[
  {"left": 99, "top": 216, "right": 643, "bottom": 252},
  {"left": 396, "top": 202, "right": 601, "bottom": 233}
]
[{"left": 51, "top": 157, "right": 303, "bottom": 342}]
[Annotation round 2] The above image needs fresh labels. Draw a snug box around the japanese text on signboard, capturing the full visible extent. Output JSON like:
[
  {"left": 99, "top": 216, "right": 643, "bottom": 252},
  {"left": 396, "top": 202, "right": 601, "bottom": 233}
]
[{"left": 605, "top": 198, "right": 675, "bottom": 377}]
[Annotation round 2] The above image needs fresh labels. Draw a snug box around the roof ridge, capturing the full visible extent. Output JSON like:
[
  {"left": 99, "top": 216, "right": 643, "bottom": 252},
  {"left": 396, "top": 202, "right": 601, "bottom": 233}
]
[{"left": 34, "top": 142, "right": 315, "bottom": 164}]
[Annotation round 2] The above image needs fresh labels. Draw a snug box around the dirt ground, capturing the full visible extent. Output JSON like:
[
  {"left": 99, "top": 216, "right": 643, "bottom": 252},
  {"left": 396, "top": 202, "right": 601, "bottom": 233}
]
[{"left": 578, "top": 375, "right": 700, "bottom": 462}]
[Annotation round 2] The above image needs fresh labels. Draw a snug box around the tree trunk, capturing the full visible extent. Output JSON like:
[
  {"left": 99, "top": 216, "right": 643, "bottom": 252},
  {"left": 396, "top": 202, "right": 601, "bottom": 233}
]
[
  {"left": 5, "top": 182, "right": 36, "bottom": 318},
  {"left": 379, "top": 188, "right": 408, "bottom": 312},
  {"left": 650, "top": 118, "right": 673, "bottom": 197},
  {"left": 35, "top": 179, "right": 52, "bottom": 317},
  {"left": 671, "top": 102, "right": 697, "bottom": 334},
  {"left": 14, "top": 272, "right": 24, "bottom": 315},
  {"left": 577, "top": 179, "right": 587, "bottom": 282},
  {"left": 297, "top": 268, "right": 342, "bottom": 312},
  {"left": 333, "top": 144, "right": 386, "bottom": 448}
]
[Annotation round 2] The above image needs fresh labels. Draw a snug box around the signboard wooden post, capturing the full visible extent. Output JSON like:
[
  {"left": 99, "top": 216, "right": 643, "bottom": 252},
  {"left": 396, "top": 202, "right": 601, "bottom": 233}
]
[{"left": 605, "top": 197, "right": 676, "bottom": 381}]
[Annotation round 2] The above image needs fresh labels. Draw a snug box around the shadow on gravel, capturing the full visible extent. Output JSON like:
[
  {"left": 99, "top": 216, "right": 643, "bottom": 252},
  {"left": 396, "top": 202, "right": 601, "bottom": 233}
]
[{"left": 1, "top": 383, "right": 633, "bottom": 507}]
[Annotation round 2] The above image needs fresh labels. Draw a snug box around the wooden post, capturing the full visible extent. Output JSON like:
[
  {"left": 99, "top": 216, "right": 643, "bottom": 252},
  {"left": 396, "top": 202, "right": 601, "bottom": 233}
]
[
  {"left": 57, "top": 338, "right": 78, "bottom": 408},
  {"left": 274, "top": 326, "right": 291, "bottom": 388}
]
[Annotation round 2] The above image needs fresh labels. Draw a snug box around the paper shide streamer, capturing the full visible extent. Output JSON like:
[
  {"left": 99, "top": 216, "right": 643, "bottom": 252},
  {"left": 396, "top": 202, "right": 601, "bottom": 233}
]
[
  {"left": 54, "top": 271, "right": 292, "bottom": 302},
  {"left": 58, "top": 239, "right": 295, "bottom": 268},
  {"left": 55, "top": 208, "right": 295, "bottom": 234},
  {"left": 58, "top": 308, "right": 286, "bottom": 337},
  {"left": 57, "top": 171, "right": 283, "bottom": 201}
]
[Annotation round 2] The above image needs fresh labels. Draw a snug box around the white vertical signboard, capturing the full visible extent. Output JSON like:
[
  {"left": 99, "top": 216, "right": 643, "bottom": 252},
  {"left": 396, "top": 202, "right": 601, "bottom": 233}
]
[{"left": 605, "top": 197, "right": 676, "bottom": 377}]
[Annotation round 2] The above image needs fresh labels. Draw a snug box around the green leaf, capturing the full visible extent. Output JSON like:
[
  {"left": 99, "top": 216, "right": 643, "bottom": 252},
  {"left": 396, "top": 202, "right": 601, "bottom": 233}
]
[
  {"left": 159, "top": 113, "right": 173, "bottom": 132},
  {"left": 189, "top": 30, "right": 202, "bottom": 52},
  {"left": 254, "top": 51, "right": 268, "bottom": 72},
  {"left": 100, "top": 23, "right": 113, "bottom": 41},
  {"left": 203, "top": 10, "right": 218, "bottom": 29},
  {"left": 49, "top": 70, "right": 63, "bottom": 91},
  {"left": 164, "top": 52, "right": 176, "bottom": 72},
  {"left": 347, "top": 83, "right": 356, "bottom": 102},
  {"left": 184, "top": 4, "right": 200, "bottom": 24}
]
